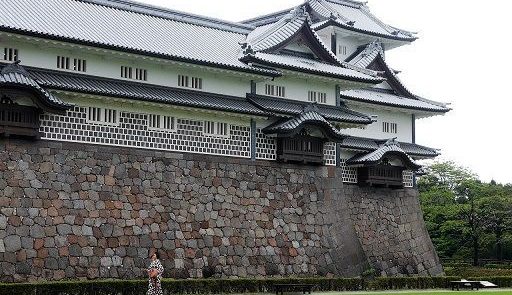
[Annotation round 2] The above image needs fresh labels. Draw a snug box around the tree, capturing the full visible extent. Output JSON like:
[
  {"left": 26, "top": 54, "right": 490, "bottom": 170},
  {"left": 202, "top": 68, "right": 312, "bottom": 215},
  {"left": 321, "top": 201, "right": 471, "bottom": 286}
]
[{"left": 418, "top": 161, "right": 512, "bottom": 265}]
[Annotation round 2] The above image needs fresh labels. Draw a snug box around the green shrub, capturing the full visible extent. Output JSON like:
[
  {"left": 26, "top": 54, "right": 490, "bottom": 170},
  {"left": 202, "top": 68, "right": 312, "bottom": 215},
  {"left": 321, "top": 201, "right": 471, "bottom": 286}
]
[
  {"left": 446, "top": 266, "right": 512, "bottom": 277},
  {"left": 1, "top": 276, "right": 512, "bottom": 294}
]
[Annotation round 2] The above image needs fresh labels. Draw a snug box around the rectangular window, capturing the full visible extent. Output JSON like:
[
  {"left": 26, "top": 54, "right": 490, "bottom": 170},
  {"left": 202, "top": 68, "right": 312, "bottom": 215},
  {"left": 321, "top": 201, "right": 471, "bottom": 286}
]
[
  {"left": 204, "top": 121, "right": 215, "bottom": 135},
  {"left": 148, "top": 114, "right": 175, "bottom": 131},
  {"left": 178, "top": 75, "right": 189, "bottom": 87},
  {"left": 204, "top": 121, "right": 229, "bottom": 137},
  {"left": 382, "top": 122, "right": 398, "bottom": 134},
  {"left": 191, "top": 77, "right": 202, "bottom": 89},
  {"left": 57, "top": 56, "right": 86, "bottom": 72},
  {"left": 265, "top": 84, "right": 285, "bottom": 98},
  {"left": 339, "top": 45, "right": 347, "bottom": 55},
  {"left": 216, "top": 122, "right": 228, "bottom": 136},
  {"left": 135, "top": 68, "right": 147, "bottom": 81},
  {"left": 308, "top": 91, "right": 327, "bottom": 104},
  {"left": 87, "top": 107, "right": 118, "bottom": 125},
  {"left": 178, "top": 75, "right": 202, "bottom": 89},
  {"left": 57, "top": 56, "right": 70, "bottom": 70},
  {"left": 3, "top": 48, "right": 18, "bottom": 61},
  {"left": 121, "top": 66, "right": 133, "bottom": 79},
  {"left": 73, "top": 58, "right": 86, "bottom": 72}
]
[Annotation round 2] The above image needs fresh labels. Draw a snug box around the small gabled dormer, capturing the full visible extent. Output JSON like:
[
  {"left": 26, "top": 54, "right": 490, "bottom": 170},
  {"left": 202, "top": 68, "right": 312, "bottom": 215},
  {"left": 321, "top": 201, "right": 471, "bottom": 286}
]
[{"left": 0, "top": 61, "right": 72, "bottom": 139}]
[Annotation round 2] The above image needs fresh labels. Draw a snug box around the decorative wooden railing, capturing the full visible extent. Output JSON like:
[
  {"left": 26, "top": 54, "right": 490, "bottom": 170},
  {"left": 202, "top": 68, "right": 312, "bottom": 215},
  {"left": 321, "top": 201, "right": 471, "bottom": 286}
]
[
  {"left": 277, "top": 136, "right": 325, "bottom": 165},
  {"left": 0, "top": 104, "right": 41, "bottom": 138},
  {"left": 357, "top": 165, "right": 405, "bottom": 188}
]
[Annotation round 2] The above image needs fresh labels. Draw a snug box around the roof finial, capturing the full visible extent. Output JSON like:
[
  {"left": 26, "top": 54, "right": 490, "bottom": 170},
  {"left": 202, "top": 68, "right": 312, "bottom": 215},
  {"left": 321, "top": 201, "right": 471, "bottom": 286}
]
[
  {"left": 1, "top": 60, "right": 30, "bottom": 77},
  {"left": 303, "top": 103, "right": 320, "bottom": 113},
  {"left": 239, "top": 42, "right": 255, "bottom": 56},
  {"left": 383, "top": 137, "right": 399, "bottom": 147}
]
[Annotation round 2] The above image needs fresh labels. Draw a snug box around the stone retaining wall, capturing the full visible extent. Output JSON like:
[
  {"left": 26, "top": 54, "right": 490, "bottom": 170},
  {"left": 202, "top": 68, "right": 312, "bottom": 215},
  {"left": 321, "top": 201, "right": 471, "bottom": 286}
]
[{"left": 0, "top": 139, "right": 443, "bottom": 282}]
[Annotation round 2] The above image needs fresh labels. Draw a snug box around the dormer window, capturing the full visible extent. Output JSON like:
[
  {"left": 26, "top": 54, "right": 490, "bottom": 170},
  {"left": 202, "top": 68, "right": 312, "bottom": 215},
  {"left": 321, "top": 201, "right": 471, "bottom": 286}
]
[
  {"left": 338, "top": 45, "right": 348, "bottom": 56},
  {"left": 308, "top": 91, "right": 327, "bottom": 104},
  {"left": 382, "top": 122, "right": 397, "bottom": 134},
  {"left": 57, "top": 56, "right": 86, "bottom": 72},
  {"left": 3, "top": 48, "right": 18, "bottom": 61},
  {"left": 265, "top": 84, "right": 285, "bottom": 98},
  {"left": 178, "top": 75, "right": 202, "bottom": 89}
]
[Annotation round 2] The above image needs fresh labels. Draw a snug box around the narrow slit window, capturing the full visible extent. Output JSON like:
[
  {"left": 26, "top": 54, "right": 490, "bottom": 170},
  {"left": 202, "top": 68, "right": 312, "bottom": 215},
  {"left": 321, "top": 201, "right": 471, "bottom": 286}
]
[
  {"left": 3, "top": 48, "right": 19, "bottom": 61},
  {"left": 121, "top": 66, "right": 133, "bottom": 79},
  {"left": 87, "top": 107, "right": 118, "bottom": 125},
  {"left": 73, "top": 58, "right": 87, "bottom": 72},
  {"left": 339, "top": 45, "right": 347, "bottom": 55},
  {"left": 178, "top": 75, "right": 189, "bottom": 87},
  {"left": 308, "top": 91, "right": 327, "bottom": 104},
  {"left": 136, "top": 68, "right": 147, "bottom": 81},
  {"left": 265, "top": 84, "right": 285, "bottom": 98},
  {"left": 204, "top": 121, "right": 215, "bottom": 135},
  {"left": 382, "top": 122, "right": 398, "bottom": 134},
  {"left": 57, "top": 56, "right": 70, "bottom": 70},
  {"left": 191, "top": 77, "right": 202, "bottom": 89}
]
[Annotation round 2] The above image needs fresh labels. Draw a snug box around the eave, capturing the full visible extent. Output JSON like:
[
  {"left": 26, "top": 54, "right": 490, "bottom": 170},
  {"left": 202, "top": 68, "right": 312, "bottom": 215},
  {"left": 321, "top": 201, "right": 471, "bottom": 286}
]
[
  {"left": 0, "top": 27, "right": 281, "bottom": 79},
  {"left": 241, "top": 55, "right": 383, "bottom": 84}
]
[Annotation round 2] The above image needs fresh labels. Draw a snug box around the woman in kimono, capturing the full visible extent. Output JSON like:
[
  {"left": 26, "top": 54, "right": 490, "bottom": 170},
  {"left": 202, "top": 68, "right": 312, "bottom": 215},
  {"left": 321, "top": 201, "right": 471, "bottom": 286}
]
[{"left": 147, "top": 252, "right": 164, "bottom": 295}]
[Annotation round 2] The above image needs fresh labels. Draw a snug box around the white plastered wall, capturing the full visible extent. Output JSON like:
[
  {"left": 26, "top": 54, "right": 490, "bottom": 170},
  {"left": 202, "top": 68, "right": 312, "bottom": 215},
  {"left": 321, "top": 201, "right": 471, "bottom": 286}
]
[
  {"left": 255, "top": 76, "right": 336, "bottom": 105},
  {"left": 342, "top": 105, "right": 413, "bottom": 143},
  {"left": 0, "top": 37, "right": 251, "bottom": 97}
]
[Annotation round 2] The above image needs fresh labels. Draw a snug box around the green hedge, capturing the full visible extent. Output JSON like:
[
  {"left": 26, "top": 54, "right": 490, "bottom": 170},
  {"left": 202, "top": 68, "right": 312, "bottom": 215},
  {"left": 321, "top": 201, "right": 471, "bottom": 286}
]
[
  {"left": 367, "top": 276, "right": 458, "bottom": 290},
  {"left": 0, "top": 276, "right": 510, "bottom": 295}
]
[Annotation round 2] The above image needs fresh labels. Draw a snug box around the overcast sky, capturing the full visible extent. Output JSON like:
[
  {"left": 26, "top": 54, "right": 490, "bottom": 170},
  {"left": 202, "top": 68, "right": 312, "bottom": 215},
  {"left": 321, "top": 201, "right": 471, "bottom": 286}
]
[{"left": 139, "top": 0, "right": 512, "bottom": 184}]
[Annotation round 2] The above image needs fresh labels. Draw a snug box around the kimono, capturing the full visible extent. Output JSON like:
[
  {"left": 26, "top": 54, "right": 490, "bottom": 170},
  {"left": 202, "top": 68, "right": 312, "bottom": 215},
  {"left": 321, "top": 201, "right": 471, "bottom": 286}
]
[{"left": 147, "top": 259, "right": 164, "bottom": 295}]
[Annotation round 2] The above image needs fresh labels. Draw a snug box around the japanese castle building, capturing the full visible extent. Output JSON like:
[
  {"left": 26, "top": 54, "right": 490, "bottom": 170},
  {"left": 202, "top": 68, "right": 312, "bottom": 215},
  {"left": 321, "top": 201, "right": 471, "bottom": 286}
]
[
  {"left": 0, "top": 0, "right": 449, "bottom": 188},
  {"left": 0, "top": 0, "right": 450, "bottom": 281}
]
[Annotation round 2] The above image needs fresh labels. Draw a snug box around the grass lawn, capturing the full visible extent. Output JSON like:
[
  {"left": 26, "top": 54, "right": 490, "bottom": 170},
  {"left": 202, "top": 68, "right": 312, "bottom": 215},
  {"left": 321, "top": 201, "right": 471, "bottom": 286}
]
[{"left": 315, "top": 290, "right": 512, "bottom": 295}]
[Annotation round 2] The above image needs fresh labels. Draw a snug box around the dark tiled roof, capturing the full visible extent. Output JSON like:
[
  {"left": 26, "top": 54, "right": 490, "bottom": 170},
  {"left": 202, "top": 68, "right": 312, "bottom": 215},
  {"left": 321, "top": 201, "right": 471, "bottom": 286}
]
[
  {"left": 18, "top": 66, "right": 268, "bottom": 117},
  {"left": 242, "top": 0, "right": 417, "bottom": 42},
  {"left": 0, "top": 0, "right": 279, "bottom": 77},
  {"left": 0, "top": 62, "right": 71, "bottom": 112},
  {"left": 344, "top": 42, "right": 450, "bottom": 112},
  {"left": 263, "top": 109, "right": 346, "bottom": 140},
  {"left": 341, "top": 88, "right": 450, "bottom": 113},
  {"left": 341, "top": 136, "right": 439, "bottom": 158},
  {"left": 242, "top": 53, "right": 382, "bottom": 83},
  {"left": 247, "top": 93, "right": 372, "bottom": 124},
  {"left": 244, "top": 7, "right": 339, "bottom": 64},
  {"left": 347, "top": 139, "right": 421, "bottom": 170}
]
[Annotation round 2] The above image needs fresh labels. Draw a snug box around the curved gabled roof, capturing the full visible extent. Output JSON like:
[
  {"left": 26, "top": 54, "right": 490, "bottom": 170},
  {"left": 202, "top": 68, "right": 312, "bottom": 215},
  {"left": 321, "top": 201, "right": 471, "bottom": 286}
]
[
  {"left": 341, "top": 136, "right": 440, "bottom": 159},
  {"left": 0, "top": 62, "right": 71, "bottom": 113},
  {"left": 344, "top": 41, "right": 450, "bottom": 112},
  {"left": 263, "top": 107, "right": 346, "bottom": 141},
  {"left": 242, "top": 0, "right": 417, "bottom": 42},
  {"left": 243, "top": 6, "right": 340, "bottom": 64},
  {"left": 346, "top": 139, "right": 422, "bottom": 170}
]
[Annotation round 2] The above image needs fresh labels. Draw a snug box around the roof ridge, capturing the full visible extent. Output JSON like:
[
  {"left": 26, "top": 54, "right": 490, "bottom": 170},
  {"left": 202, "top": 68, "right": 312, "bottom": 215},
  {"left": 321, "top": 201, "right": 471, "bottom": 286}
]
[
  {"left": 74, "top": 0, "right": 255, "bottom": 34},
  {"left": 240, "top": 9, "right": 292, "bottom": 26},
  {"left": 248, "top": 93, "right": 370, "bottom": 119},
  {"left": 324, "top": 0, "right": 366, "bottom": 9}
]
